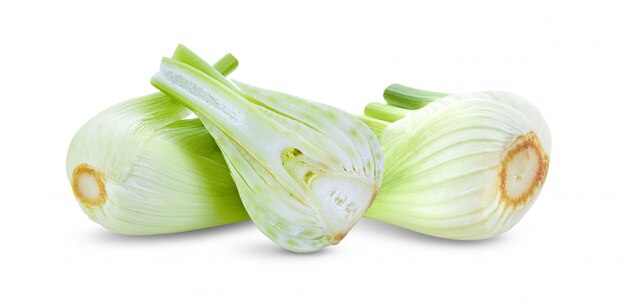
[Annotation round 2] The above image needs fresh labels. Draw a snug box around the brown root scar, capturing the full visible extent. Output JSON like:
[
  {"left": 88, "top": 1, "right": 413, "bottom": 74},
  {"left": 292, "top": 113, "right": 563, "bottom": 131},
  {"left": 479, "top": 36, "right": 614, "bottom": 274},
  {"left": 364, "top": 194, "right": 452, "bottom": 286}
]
[
  {"left": 330, "top": 232, "right": 347, "bottom": 245},
  {"left": 71, "top": 163, "right": 107, "bottom": 207},
  {"left": 498, "top": 131, "right": 550, "bottom": 209}
]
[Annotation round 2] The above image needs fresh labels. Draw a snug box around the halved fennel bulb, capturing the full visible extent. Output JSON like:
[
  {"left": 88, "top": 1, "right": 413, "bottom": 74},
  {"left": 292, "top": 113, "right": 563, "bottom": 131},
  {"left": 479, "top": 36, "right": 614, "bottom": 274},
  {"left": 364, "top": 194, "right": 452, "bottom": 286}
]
[
  {"left": 151, "top": 45, "right": 382, "bottom": 252},
  {"left": 66, "top": 55, "right": 249, "bottom": 235},
  {"left": 362, "top": 85, "right": 551, "bottom": 240}
]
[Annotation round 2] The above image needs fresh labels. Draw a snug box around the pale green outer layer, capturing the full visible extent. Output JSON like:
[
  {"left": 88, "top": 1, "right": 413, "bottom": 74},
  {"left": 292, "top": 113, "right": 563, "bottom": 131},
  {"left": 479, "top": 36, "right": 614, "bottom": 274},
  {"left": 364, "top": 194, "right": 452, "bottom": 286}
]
[
  {"left": 365, "top": 91, "right": 551, "bottom": 240},
  {"left": 152, "top": 55, "right": 382, "bottom": 252},
  {"left": 66, "top": 94, "right": 248, "bottom": 235}
]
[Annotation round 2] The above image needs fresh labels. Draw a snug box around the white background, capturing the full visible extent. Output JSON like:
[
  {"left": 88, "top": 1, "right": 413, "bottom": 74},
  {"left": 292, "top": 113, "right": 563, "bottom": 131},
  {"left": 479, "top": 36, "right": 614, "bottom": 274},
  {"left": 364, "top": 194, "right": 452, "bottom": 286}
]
[{"left": 1, "top": 0, "right": 624, "bottom": 302}]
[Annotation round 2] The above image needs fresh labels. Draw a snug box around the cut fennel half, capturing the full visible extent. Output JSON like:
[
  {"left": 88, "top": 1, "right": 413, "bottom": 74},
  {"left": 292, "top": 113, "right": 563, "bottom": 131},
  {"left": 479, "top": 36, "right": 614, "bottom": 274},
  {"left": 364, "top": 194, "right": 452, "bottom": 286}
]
[
  {"left": 362, "top": 85, "right": 551, "bottom": 240},
  {"left": 151, "top": 45, "right": 382, "bottom": 252},
  {"left": 67, "top": 54, "right": 249, "bottom": 235}
]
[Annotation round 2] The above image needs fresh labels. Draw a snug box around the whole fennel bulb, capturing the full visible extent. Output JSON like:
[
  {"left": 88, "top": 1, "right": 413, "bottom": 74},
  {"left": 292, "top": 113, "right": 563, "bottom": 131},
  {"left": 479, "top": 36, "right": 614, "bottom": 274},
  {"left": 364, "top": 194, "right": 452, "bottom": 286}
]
[
  {"left": 67, "top": 54, "right": 248, "bottom": 235},
  {"left": 362, "top": 85, "right": 551, "bottom": 240}
]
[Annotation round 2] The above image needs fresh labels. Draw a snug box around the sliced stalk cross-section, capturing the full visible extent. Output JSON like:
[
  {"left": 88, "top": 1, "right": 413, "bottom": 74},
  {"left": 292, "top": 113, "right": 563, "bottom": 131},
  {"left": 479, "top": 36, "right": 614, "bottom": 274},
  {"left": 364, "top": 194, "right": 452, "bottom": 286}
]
[{"left": 151, "top": 46, "right": 382, "bottom": 252}]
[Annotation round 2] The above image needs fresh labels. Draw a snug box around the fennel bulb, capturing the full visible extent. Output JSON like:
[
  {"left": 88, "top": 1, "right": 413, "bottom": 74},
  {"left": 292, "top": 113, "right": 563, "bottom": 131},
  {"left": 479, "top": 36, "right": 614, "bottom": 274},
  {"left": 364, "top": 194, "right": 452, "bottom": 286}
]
[
  {"left": 67, "top": 55, "right": 249, "bottom": 235},
  {"left": 362, "top": 84, "right": 551, "bottom": 240},
  {"left": 151, "top": 45, "right": 383, "bottom": 252}
]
